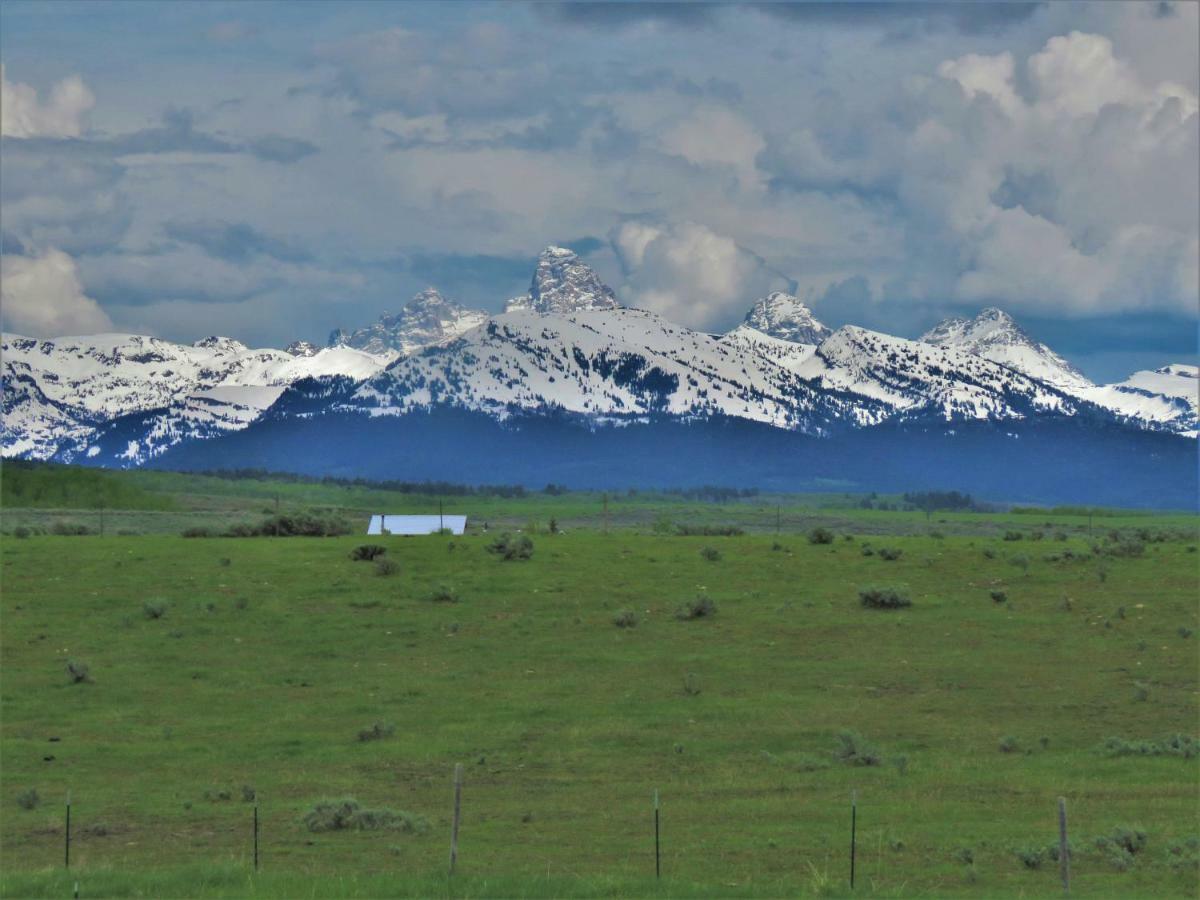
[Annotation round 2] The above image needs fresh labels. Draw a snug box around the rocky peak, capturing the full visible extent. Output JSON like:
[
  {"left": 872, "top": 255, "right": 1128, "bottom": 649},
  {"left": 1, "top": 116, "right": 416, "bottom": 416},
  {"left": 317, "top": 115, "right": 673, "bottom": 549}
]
[
  {"left": 285, "top": 340, "right": 320, "bottom": 358},
  {"left": 740, "top": 292, "right": 831, "bottom": 345},
  {"left": 920, "top": 307, "right": 1092, "bottom": 392},
  {"left": 504, "top": 246, "right": 619, "bottom": 314},
  {"left": 328, "top": 288, "right": 487, "bottom": 356}
]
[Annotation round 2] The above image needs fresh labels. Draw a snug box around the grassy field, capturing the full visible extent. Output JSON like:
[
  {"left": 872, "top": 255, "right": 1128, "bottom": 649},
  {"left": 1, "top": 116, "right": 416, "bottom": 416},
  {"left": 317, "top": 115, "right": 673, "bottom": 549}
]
[{"left": 1, "top": 479, "right": 1197, "bottom": 899}]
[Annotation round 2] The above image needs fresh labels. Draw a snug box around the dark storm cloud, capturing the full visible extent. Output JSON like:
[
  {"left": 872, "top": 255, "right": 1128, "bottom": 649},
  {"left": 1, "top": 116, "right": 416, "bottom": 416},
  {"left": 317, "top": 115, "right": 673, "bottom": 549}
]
[
  {"left": 164, "top": 219, "right": 313, "bottom": 263},
  {"left": 535, "top": 2, "right": 720, "bottom": 29},
  {"left": 753, "top": 2, "right": 1044, "bottom": 35},
  {"left": 537, "top": 2, "right": 1041, "bottom": 34}
]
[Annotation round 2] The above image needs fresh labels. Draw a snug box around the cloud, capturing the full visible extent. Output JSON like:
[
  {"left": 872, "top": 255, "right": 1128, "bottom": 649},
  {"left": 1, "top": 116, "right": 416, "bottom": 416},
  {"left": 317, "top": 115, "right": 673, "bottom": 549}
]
[
  {"left": 538, "top": 2, "right": 1041, "bottom": 35},
  {"left": 0, "top": 249, "right": 114, "bottom": 337},
  {"left": 0, "top": 137, "right": 133, "bottom": 254},
  {"left": 751, "top": 2, "right": 1042, "bottom": 35},
  {"left": 163, "top": 219, "right": 313, "bottom": 263},
  {"left": 248, "top": 134, "right": 319, "bottom": 163},
  {"left": 1, "top": 64, "right": 95, "bottom": 139},
  {"left": 611, "top": 220, "right": 790, "bottom": 328},
  {"left": 534, "top": 2, "right": 718, "bottom": 30},
  {"left": 657, "top": 105, "right": 765, "bottom": 190},
  {"left": 78, "top": 246, "right": 362, "bottom": 308}
]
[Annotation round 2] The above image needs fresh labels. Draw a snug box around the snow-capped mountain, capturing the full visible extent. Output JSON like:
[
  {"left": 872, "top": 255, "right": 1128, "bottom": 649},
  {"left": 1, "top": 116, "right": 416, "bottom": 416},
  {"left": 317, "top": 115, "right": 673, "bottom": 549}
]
[
  {"left": 1081, "top": 364, "right": 1199, "bottom": 438},
  {"left": 336, "top": 306, "right": 878, "bottom": 433},
  {"left": 329, "top": 288, "right": 487, "bottom": 356},
  {"left": 795, "top": 325, "right": 1080, "bottom": 426},
  {"left": 742, "top": 292, "right": 832, "bottom": 345},
  {"left": 720, "top": 292, "right": 829, "bottom": 371},
  {"left": 920, "top": 308, "right": 1197, "bottom": 434},
  {"left": 503, "top": 246, "right": 620, "bottom": 313},
  {"left": 2, "top": 244, "right": 1195, "bottom": 480},
  {"left": 1, "top": 333, "right": 391, "bottom": 462},
  {"left": 920, "top": 308, "right": 1093, "bottom": 393}
]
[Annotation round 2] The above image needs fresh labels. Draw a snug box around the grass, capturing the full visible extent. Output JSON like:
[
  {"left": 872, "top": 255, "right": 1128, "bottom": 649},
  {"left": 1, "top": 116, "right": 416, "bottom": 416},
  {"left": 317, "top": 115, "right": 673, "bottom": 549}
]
[{"left": 0, "top": 491, "right": 1197, "bottom": 897}]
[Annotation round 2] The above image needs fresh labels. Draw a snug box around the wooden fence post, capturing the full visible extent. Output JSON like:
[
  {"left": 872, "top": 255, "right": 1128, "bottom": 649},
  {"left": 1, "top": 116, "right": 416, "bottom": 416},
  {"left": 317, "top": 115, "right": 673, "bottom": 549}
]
[
  {"left": 1058, "top": 797, "right": 1070, "bottom": 894},
  {"left": 449, "top": 763, "right": 463, "bottom": 875}
]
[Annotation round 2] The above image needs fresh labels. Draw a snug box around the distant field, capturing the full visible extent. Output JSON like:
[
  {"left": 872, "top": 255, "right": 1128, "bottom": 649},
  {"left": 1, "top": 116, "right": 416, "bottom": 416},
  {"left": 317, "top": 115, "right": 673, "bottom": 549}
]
[{"left": 1, "top": 482, "right": 1197, "bottom": 897}]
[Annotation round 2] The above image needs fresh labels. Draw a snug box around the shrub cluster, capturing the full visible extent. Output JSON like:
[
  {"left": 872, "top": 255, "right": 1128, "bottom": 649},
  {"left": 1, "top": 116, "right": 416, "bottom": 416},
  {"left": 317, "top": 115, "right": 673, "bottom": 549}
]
[
  {"left": 1098, "top": 734, "right": 1197, "bottom": 758},
  {"left": 807, "top": 527, "right": 835, "bottom": 545},
  {"left": 675, "top": 595, "right": 716, "bottom": 620},
  {"left": 357, "top": 721, "right": 396, "bottom": 742},
  {"left": 423, "top": 584, "right": 459, "bottom": 603},
  {"left": 302, "top": 798, "right": 427, "bottom": 834},
  {"left": 187, "top": 513, "right": 352, "bottom": 538},
  {"left": 877, "top": 547, "right": 903, "bottom": 561},
  {"left": 674, "top": 524, "right": 744, "bottom": 536},
  {"left": 858, "top": 586, "right": 912, "bottom": 609},
  {"left": 699, "top": 546, "right": 721, "bottom": 562},
  {"left": 833, "top": 730, "right": 882, "bottom": 766},
  {"left": 487, "top": 533, "right": 534, "bottom": 560},
  {"left": 350, "top": 544, "right": 387, "bottom": 561},
  {"left": 612, "top": 609, "right": 638, "bottom": 628}
]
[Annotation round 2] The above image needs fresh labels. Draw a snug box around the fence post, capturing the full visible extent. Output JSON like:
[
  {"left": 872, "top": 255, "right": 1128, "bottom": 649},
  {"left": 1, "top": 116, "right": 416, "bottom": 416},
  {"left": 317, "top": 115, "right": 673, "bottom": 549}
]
[
  {"left": 850, "top": 789, "right": 857, "bottom": 890},
  {"left": 449, "top": 763, "right": 463, "bottom": 875},
  {"left": 65, "top": 791, "right": 71, "bottom": 869},
  {"left": 1058, "top": 797, "right": 1070, "bottom": 894},
  {"left": 654, "top": 789, "right": 661, "bottom": 879}
]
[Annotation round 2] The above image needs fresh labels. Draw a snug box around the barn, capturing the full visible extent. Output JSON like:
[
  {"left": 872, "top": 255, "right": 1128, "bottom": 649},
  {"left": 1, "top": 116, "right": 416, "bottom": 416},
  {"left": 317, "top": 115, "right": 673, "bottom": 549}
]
[{"left": 367, "top": 514, "right": 468, "bottom": 536}]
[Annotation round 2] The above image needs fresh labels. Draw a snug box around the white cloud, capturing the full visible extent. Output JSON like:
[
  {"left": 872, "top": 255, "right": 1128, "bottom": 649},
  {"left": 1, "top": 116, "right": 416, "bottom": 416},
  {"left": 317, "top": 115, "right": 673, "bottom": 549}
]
[
  {"left": 657, "top": 105, "right": 765, "bottom": 190},
  {"left": 612, "top": 220, "right": 788, "bottom": 327},
  {"left": 1, "top": 249, "right": 114, "bottom": 337},
  {"left": 0, "top": 64, "right": 95, "bottom": 139}
]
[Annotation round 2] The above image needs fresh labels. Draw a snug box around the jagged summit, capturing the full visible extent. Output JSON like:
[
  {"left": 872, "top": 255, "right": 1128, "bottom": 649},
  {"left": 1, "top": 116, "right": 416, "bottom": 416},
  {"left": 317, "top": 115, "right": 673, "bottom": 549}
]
[
  {"left": 329, "top": 288, "right": 487, "bottom": 356},
  {"left": 738, "top": 292, "right": 831, "bottom": 345},
  {"left": 504, "top": 246, "right": 620, "bottom": 314},
  {"left": 920, "top": 307, "right": 1093, "bottom": 393},
  {"left": 285, "top": 340, "right": 319, "bottom": 358}
]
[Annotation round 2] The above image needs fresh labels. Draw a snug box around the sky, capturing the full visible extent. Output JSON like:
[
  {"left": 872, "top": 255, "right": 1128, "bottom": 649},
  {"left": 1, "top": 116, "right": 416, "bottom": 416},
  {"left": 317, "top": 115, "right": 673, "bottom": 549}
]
[{"left": 1, "top": 0, "right": 1197, "bottom": 382}]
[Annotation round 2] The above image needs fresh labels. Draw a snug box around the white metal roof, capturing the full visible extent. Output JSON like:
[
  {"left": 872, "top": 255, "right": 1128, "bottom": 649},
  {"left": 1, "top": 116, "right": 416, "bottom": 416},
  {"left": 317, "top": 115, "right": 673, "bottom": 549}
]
[{"left": 367, "top": 514, "right": 467, "bottom": 536}]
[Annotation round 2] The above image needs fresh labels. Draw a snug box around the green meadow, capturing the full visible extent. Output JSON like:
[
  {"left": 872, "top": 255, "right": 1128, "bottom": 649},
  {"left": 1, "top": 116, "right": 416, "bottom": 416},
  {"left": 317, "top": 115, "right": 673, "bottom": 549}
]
[{"left": 1, "top": 467, "right": 1197, "bottom": 898}]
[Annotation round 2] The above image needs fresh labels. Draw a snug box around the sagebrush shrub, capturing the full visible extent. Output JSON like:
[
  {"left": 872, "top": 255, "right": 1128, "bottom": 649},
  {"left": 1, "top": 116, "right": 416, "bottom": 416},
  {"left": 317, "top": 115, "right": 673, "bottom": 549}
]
[
  {"left": 375, "top": 558, "right": 401, "bottom": 577},
  {"left": 143, "top": 600, "right": 168, "bottom": 619},
  {"left": 303, "top": 798, "right": 427, "bottom": 833},
  {"left": 357, "top": 721, "right": 397, "bottom": 742},
  {"left": 998, "top": 735, "right": 1019, "bottom": 753},
  {"left": 612, "top": 609, "right": 638, "bottom": 628},
  {"left": 807, "top": 527, "right": 835, "bottom": 545},
  {"left": 181, "top": 526, "right": 213, "bottom": 538},
  {"left": 424, "top": 584, "right": 459, "bottom": 603},
  {"left": 675, "top": 595, "right": 716, "bottom": 620},
  {"left": 66, "top": 659, "right": 91, "bottom": 684},
  {"left": 16, "top": 788, "right": 39, "bottom": 810},
  {"left": 1003, "top": 530, "right": 1023, "bottom": 542},
  {"left": 990, "top": 590, "right": 1008, "bottom": 603},
  {"left": 699, "top": 546, "right": 721, "bottom": 562},
  {"left": 833, "top": 730, "right": 882, "bottom": 766},
  {"left": 487, "top": 533, "right": 534, "bottom": 560},
  {"left": 858, "top": 585, "right": 911, "bottom": 609},
  {"left": 350, "top": 544, "right": 387, "bottom": 561},
  {"left": 877, "top": 547, "right": 903, "bottom": 561}
]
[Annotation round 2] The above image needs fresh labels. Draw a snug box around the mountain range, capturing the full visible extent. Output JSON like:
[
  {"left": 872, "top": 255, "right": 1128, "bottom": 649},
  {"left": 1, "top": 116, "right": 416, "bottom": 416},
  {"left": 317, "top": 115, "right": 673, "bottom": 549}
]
[{"left": 2, "top": 246, "right": 1196, "bottom": 505}]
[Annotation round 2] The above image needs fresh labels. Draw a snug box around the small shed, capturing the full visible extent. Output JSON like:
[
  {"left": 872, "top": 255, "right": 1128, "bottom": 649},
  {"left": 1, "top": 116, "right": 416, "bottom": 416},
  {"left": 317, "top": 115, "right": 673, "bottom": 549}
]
[{"left": 367, "top": 514, "right": 467, "bottom": 536}]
